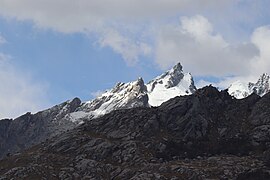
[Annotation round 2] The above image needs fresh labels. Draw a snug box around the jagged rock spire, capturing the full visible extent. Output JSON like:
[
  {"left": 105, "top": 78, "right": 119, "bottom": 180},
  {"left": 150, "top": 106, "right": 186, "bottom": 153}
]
[{"left": 146, "top": 62, "right": 196, "bottom": 106}]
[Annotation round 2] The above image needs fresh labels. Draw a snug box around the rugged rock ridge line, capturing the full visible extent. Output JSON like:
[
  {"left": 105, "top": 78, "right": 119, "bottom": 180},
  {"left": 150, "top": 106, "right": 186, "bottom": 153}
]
[
  {"left": 1, "top": 86, "right": 270, "bottom": 179},
  {"left": 78, "top": 77, "right": 149, "bottom": 118},
  {"left": 0, "top": 62, "right": 195, "bottom": 159},
  {"left": 79, "top": 62, "right": 196, "bottom": 117},
  {"left": 2, "top": 60, "right": 268, "bottom": 165},
  {"left": 68, "top": 62, "right": 196, "bottom": 122},
  {"left": 0, "top": 98, "right": 82, "bottom": 158}
]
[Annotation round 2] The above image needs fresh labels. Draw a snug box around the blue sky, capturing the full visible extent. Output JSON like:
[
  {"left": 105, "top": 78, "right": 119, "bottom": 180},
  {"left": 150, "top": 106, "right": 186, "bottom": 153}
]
[
  {"left": 0, "top": 19, "right": 160, "bottom": 100},
  {"left": 0, "top": 0, "right": 270, "bottom": 118}
]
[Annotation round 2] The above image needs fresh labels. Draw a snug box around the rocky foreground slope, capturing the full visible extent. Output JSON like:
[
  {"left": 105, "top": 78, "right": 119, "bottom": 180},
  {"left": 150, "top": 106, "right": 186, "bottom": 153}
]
[{"left": 1, "top": 86, "right": 270, "bottom": 179}]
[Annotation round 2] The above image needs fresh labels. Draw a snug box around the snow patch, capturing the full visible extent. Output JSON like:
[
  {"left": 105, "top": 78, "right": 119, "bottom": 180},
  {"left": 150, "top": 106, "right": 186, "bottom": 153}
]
[{"left": 228, "top": 73, "right": 270, "bottom": 99}]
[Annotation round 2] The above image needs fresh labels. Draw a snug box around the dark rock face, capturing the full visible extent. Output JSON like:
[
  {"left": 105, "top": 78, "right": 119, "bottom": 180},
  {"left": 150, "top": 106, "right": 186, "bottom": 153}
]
[
  {"left": 0, "top": 86, "right": 270, "bottom": 179},
  {"left": 0, "top": 98, "right": 81, "bottom": 159}
]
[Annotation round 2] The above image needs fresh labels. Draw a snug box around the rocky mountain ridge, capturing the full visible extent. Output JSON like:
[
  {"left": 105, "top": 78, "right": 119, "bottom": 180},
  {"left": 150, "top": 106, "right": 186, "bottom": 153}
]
[
  {"left": 1, "top": 86, "right": 270, "bottom": 179},
  {"left": 65, "top": 62, "right": 196, "bottom": 123},
  {"left": 1, "top": 61, "right": 269, "bottom": 161},
  {"left": 0, "top": 62, "right": 196, "bottom": 159}
]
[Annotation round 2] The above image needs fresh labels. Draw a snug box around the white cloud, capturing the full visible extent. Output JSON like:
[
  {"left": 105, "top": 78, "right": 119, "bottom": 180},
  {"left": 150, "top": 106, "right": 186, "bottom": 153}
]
[
  {"left": 154, "top": 15, "right": 259, "bottom": 77},
  {"left": 196, "top": 79, "right": 213, "bottom": 89},
  {"left": 250, "top": 26, "right": 270, "bottom": 77},
  {"left": 154, "top": 15, "right": 270, "bottom": 88},
  {"left": 0, "top": 0, "right": 269, "bottom": 88},
  {"left": 0, "top": 0, "right": 235, "bottom": 32},
  {"left": 90, "top": 90, "right": 105, "bottom": 98},
  {"left": 181, "top": 15, "right": 214, "bottom": 38},
  {"left": 216, "top": 76, "right": 258, "bottom": 89},
  {"left": 0, "top": 54, "right": 50, "bottom": 119},
  {"left": 98, "top": 28, "right": 152, "bottom": 65},
  {"left": 214, "top": 25, "right": 270, "bottom": 88},
  {"left": 0, "top": 0, "right": 236, "bottom": 64}
]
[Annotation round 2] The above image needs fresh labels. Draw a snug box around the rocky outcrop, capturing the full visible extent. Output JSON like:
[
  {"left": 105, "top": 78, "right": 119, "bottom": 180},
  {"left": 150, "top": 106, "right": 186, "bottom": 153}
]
[
  {"left": 0, "top": 98, "right": 81, "bottom": 159},
  {"left": 1, "top": 86, "right": 270, "bottom": 179}
]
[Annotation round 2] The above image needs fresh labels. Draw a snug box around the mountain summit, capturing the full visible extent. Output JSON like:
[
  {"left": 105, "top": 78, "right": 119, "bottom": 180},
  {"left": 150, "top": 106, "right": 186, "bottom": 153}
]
[
  {"left": 228, "top": 73, "right": 270, "bottom": 99},
  {"left": 74, "top": 62, "right": 196, "bottom": 120},
  {"left": 147, "top": 62, "right": 196, "bottom": 106}
]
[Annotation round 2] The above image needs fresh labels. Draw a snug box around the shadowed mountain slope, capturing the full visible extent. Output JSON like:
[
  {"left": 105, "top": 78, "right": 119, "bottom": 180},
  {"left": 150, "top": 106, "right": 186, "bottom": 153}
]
[{"left": 1, "top": 86, "right": 270, "bottom": 179}]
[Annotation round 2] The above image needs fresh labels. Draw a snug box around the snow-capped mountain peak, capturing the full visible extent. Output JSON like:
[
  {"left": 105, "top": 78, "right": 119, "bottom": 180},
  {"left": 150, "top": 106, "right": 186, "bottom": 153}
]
[
  {"left": 62, "top": 62, "right": 196, "bottom": 122},
  {"left": 228, "top": 80, "right": 250, "bottom": 99},
  {"left": 251, "top": 73, "right": 270, "bottom": 95},
  {"left": 0, "top": 62, "right": 196, "bottom": 157},
  {"left": 228, "top": 73, "right": 270, "bottom": 99},
  {"left": 78, "top": 77, "right": 149, "bottom": 116},
  {"left": 148, "top": 62, "right": 184, "bottom": 90},
  {"left": 147, "top": 62, "right": 196, "bottom": 106}
]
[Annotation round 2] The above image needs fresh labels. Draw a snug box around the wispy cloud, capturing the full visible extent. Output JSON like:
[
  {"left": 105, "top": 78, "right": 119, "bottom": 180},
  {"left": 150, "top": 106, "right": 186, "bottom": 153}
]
[
  {"left": 0, "top": 52, "right": 50, "bottom": 119},
  {"left": 97, "top": 28, "right": 152, "bottom": 65},
  {"left": 90, "top": 90, "right": 105, "bottom": 98}
]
